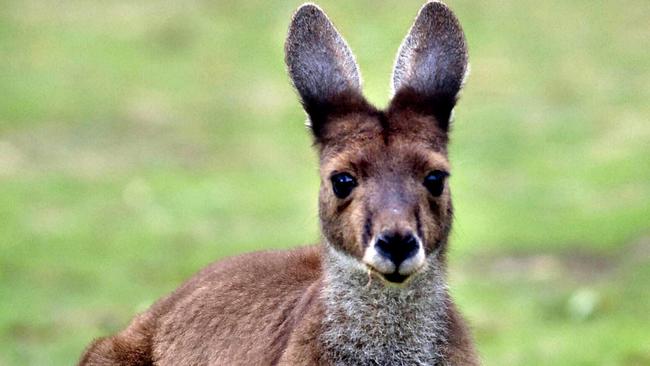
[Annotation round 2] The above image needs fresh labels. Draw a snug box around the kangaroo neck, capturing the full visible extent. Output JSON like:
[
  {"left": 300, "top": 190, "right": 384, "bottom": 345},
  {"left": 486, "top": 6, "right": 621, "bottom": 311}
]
[{"left": 318, "top": 245, "right": 451, "bottom": 366}]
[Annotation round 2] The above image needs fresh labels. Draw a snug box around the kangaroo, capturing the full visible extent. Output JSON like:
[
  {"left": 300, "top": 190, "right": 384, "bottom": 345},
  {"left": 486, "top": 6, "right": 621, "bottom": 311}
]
[{"left": 79, "top": 1, "right": 478, "bottom": 365}]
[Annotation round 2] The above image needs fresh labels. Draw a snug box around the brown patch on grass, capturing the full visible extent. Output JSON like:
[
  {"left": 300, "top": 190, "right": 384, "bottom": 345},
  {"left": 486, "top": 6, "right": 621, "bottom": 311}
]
[{"left": 465, "top": 236, "right": 650, "bottom": 283}]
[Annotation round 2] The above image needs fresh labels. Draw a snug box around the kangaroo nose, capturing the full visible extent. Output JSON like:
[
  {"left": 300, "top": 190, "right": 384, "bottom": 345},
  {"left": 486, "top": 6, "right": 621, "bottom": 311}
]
[{"left": 374, "top": 232, "right": 419, "bottom": 268}]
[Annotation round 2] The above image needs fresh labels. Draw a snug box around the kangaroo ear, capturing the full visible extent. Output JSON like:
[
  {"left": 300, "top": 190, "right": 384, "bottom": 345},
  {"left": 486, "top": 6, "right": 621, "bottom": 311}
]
[
  {"left": 390, "top": 1, "right": 468, "bottom": 131},
  {"left": 285, "top": 4, "right": 364, "bottom": 137}
]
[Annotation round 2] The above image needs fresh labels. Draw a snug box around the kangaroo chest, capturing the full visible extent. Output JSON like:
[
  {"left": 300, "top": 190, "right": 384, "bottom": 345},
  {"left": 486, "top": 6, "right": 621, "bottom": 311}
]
[{"left": 319, "top": 252, "right": 450, "bottom": 366}]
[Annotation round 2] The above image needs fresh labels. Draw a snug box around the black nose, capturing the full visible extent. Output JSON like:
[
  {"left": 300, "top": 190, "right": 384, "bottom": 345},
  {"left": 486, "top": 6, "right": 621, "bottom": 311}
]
[{"left": 375, "top": 232, "right": 419, "bottom": 268}]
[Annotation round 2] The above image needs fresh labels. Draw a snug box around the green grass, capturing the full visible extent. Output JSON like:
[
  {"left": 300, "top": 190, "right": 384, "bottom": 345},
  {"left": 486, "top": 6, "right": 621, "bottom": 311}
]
[{"left": 1, "top": 0, "right": 648, "bottom": 364}]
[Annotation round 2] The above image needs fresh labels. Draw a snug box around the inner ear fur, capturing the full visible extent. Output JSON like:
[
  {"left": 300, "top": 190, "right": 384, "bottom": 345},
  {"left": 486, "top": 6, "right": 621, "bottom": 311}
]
[
  {"left": 285, "top": 4, "right": 368, "bottom": 139},
  {"left": 390, "top": 1, "right": 469, "bottom": 131}
]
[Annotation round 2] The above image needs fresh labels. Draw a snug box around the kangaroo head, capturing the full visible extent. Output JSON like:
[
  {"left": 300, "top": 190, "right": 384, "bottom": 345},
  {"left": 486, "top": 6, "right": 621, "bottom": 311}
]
[{"left": 285, "top": 1, "right": 468, "bottom": 284}]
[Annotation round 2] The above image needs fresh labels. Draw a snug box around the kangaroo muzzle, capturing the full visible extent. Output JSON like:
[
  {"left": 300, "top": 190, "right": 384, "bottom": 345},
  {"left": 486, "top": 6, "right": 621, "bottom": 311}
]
[{"left": 363, "top": 230, "right": 426, "bottom": 283}]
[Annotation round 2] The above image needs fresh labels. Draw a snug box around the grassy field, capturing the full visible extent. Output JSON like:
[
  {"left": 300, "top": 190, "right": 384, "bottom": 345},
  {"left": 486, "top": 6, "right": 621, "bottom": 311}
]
[{"left": 1, "top": 0, "right": 649, "bottom": 364}]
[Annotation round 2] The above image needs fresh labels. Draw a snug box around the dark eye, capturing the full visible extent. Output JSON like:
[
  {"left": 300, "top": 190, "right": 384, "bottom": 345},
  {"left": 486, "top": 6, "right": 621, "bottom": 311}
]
[
  {"left": 423, "top": 170, "right": 449, "bottom": 197},
  {"left": 330, "top": 172, "right": 357, "bottom": 199}
]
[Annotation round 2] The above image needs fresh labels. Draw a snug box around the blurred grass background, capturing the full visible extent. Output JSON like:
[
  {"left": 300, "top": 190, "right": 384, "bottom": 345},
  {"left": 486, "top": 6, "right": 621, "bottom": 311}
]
[{"left": 1, "top": 0, "right": 649, "bottom": 364}]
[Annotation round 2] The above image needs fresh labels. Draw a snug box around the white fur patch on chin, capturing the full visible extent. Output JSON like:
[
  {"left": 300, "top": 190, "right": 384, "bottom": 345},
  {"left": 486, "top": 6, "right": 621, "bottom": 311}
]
[
  {"left": 361, "top": 240, "right": 426, "bottom": 277},
  {"left": 399, "top": 245, "right": 426, "bottom": 275},
  {"left": 362, "top": 245, "right": 396, "bottom": 274}
]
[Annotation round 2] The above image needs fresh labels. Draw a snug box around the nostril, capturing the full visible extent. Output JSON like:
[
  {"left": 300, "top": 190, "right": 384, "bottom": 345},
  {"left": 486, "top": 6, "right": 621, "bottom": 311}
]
[
  {"left": 374, "top": 233, "right": 420, "bottom": 267},
  {"left": 404, "top": 235, "right": 418, "bottom": 254},
  {"left": 375, "top": 236, "right": 393, "bottom": 259}
]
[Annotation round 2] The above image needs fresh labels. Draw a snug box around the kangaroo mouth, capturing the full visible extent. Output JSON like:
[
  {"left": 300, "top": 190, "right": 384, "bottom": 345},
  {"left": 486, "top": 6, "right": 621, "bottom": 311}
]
[
  {"left": 365, "top": 265, "right": 417, "bottom": 284},
  {"left": 362, "top": 247, "right": 426, "bottom": 284},
  {"left": 380, "top": 271, "right": 410, "bottom": 283}
]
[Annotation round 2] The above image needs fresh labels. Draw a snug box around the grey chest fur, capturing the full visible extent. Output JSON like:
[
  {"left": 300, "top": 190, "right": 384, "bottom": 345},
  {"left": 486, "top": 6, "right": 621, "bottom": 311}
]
[{"left": 319, "top": 250, "right": 450, "bottom": 366}]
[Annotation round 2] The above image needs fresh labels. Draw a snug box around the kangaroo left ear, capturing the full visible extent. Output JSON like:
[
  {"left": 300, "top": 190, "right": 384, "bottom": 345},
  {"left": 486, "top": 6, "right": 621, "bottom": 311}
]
[
  {"left": 285, "top": 4, "right": 365, "bottom": 139},
  {"left": 390, "top": 1, "right": 468, "bottom": 131}
]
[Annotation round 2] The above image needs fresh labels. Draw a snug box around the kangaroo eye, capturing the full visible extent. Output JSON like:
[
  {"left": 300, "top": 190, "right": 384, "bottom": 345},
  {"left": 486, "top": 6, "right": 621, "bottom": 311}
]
[
  {"left": 330, "top": 172, "right": 357, "bottom": 199},
  {"left": 423, "top": 170, "right": 449, "bottom": 197}
]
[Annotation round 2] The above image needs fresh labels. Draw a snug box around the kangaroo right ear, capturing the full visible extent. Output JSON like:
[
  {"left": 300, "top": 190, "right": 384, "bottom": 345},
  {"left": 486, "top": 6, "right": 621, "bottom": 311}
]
[
  {"left": 285, "top": 4, "right": 364, "bottom": 138},
  {"left": 390, "top": 1, "right": 468, "bottom": 131}
]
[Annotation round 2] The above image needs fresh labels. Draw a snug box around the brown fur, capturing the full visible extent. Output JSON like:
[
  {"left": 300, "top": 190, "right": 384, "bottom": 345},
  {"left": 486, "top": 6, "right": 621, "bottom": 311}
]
[
  {"left": 80, "top": 2, "right": 479, "bottom": 365},
  {"left": 80, "top": 247, "right": 477, "bottom": 365}
]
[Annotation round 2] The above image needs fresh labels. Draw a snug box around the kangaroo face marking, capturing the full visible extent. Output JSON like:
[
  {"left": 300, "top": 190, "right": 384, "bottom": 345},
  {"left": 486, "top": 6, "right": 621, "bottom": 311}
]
[{"left": 317, "top": 112, "right": 452, "bottom": 283}]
